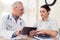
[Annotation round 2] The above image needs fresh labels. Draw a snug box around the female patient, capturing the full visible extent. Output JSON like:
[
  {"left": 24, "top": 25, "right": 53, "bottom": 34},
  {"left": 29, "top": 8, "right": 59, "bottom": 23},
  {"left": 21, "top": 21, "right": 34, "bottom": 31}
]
[{"left": 29, "top": 4, "right": 59, "bottom": 39}]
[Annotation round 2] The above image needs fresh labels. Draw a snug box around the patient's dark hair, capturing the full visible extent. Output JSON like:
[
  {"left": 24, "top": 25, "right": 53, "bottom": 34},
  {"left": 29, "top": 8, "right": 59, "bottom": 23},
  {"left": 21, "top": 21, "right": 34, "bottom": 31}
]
[{"left": 41, "top": 4, "right": 51, "bottom": 12}]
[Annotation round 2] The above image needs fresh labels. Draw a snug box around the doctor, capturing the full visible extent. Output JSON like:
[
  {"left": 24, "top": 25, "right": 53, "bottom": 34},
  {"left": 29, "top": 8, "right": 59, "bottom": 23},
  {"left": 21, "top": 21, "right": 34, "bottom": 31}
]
[{"left": 0, "top": 1, "right": 26, "bottom": 39}]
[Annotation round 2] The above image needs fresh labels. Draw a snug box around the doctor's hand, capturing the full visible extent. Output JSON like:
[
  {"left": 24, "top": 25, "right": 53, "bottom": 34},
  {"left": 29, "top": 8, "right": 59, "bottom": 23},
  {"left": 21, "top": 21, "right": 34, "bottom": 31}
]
[
  {"left": 16, "top": 27, "right": 23, "bottom": 35},
  {"left": 16, "top": 29, "right": 22, "bottom": 36},
  {"left": 16, "top": 31, "right": 20, "bottom": 36},
  {"left": 29, "top": 30, "right": 37, "bottom": 37}
]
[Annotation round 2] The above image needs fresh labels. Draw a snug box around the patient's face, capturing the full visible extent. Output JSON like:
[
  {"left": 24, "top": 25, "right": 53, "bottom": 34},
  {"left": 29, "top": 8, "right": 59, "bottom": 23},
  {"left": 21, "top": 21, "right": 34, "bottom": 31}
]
[{"left": 40, "top": 8, "right": 49, "bottom": 19}]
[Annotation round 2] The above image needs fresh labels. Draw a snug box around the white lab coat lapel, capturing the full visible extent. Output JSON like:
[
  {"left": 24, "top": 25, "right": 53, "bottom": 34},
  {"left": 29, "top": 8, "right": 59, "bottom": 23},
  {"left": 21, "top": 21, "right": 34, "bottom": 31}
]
[
  {"left": 15, "top": 17, "right": 23, "bottom": 30},
  {"left": 7, "top": 14, "right": 17, "bottom": 30},
  {"left": 9, "top": 14, "right": 23, "bottom": 31}
]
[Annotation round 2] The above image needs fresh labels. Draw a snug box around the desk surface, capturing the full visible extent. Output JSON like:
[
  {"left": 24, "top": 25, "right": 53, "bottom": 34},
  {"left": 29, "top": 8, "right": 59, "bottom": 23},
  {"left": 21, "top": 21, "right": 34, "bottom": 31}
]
[
  {"left": 11, "top": 34, "right": 58, "bottom": 40},
  {"left": 0, "top": 35, "right": 59, "bottom": 40}
]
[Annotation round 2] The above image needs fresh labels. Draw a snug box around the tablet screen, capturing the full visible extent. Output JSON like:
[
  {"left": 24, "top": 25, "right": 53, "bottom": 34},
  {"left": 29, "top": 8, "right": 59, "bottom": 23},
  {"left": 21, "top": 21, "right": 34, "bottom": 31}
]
[{"left": 21, "top": 27, "right": 37, "bottom": 36}]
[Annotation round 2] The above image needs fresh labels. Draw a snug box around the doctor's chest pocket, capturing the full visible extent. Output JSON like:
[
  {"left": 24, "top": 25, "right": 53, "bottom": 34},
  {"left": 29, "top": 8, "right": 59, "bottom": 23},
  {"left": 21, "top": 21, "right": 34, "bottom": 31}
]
[{"left": 6, "top": 20, "right": 13, "bottom": 30}]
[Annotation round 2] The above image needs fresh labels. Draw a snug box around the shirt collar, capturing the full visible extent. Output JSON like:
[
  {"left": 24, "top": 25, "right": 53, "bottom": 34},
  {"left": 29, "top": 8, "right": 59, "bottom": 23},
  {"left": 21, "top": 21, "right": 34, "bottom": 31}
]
[
  {"left": 9, "top": 13, "right": 22, "bottom": 20},
  {"left": 41, "top": 17, "right": 51, "bottom": 22}
]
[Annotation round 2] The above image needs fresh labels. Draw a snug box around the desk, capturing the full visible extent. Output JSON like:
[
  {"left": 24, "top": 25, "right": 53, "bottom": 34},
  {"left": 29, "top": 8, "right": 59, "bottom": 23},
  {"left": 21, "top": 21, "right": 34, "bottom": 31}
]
[
  {"left": 0, "top": 36, "right": 7, "bottom": 40},
  {"left": 0, "top": 35, "right": 59, "bottom": 40},
  {"left": 11, "top": 34, "right": 58, "bottom": 40}
]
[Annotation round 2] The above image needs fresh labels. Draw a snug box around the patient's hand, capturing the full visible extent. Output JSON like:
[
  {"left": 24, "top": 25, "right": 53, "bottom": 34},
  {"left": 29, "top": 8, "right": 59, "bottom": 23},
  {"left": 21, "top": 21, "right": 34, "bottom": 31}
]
[
  {"left": 29, "top": 30, "right": 36, "bottom": 37},
  {"left": 37, "top": 31, "right": 45, "bottom": 35},
  {"left": 36, "top": 30, "right": 46, "bottom": 35}
]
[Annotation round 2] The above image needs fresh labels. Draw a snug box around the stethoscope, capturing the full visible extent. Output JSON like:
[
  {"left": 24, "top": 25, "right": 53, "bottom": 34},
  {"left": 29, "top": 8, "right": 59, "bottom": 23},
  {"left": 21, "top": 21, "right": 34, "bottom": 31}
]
[
  {"left": 6, "top": 15, "right": 23, "bottom": 30},
  {"left": 45, "top": 0, "right": 57, "bottom": 6}
]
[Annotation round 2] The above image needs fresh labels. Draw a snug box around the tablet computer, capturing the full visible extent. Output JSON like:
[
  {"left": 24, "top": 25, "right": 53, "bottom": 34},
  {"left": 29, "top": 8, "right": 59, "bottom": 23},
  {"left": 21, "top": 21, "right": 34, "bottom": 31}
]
[{"left": 21, "top": 27, "right": 37, "bottom": 36}]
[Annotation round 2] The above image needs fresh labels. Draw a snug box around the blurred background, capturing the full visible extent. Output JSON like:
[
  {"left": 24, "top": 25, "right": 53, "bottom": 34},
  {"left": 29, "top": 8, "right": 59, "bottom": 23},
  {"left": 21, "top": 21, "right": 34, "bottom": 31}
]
[{"left": 0, "top": 0, "right": 60, "bottom": 28}]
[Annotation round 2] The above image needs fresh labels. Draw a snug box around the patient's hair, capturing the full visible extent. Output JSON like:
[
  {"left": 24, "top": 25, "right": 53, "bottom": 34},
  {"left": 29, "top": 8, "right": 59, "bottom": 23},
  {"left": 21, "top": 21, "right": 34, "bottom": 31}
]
[{"left": 41, "top": 4, "right": 51, "bottom": 12}]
